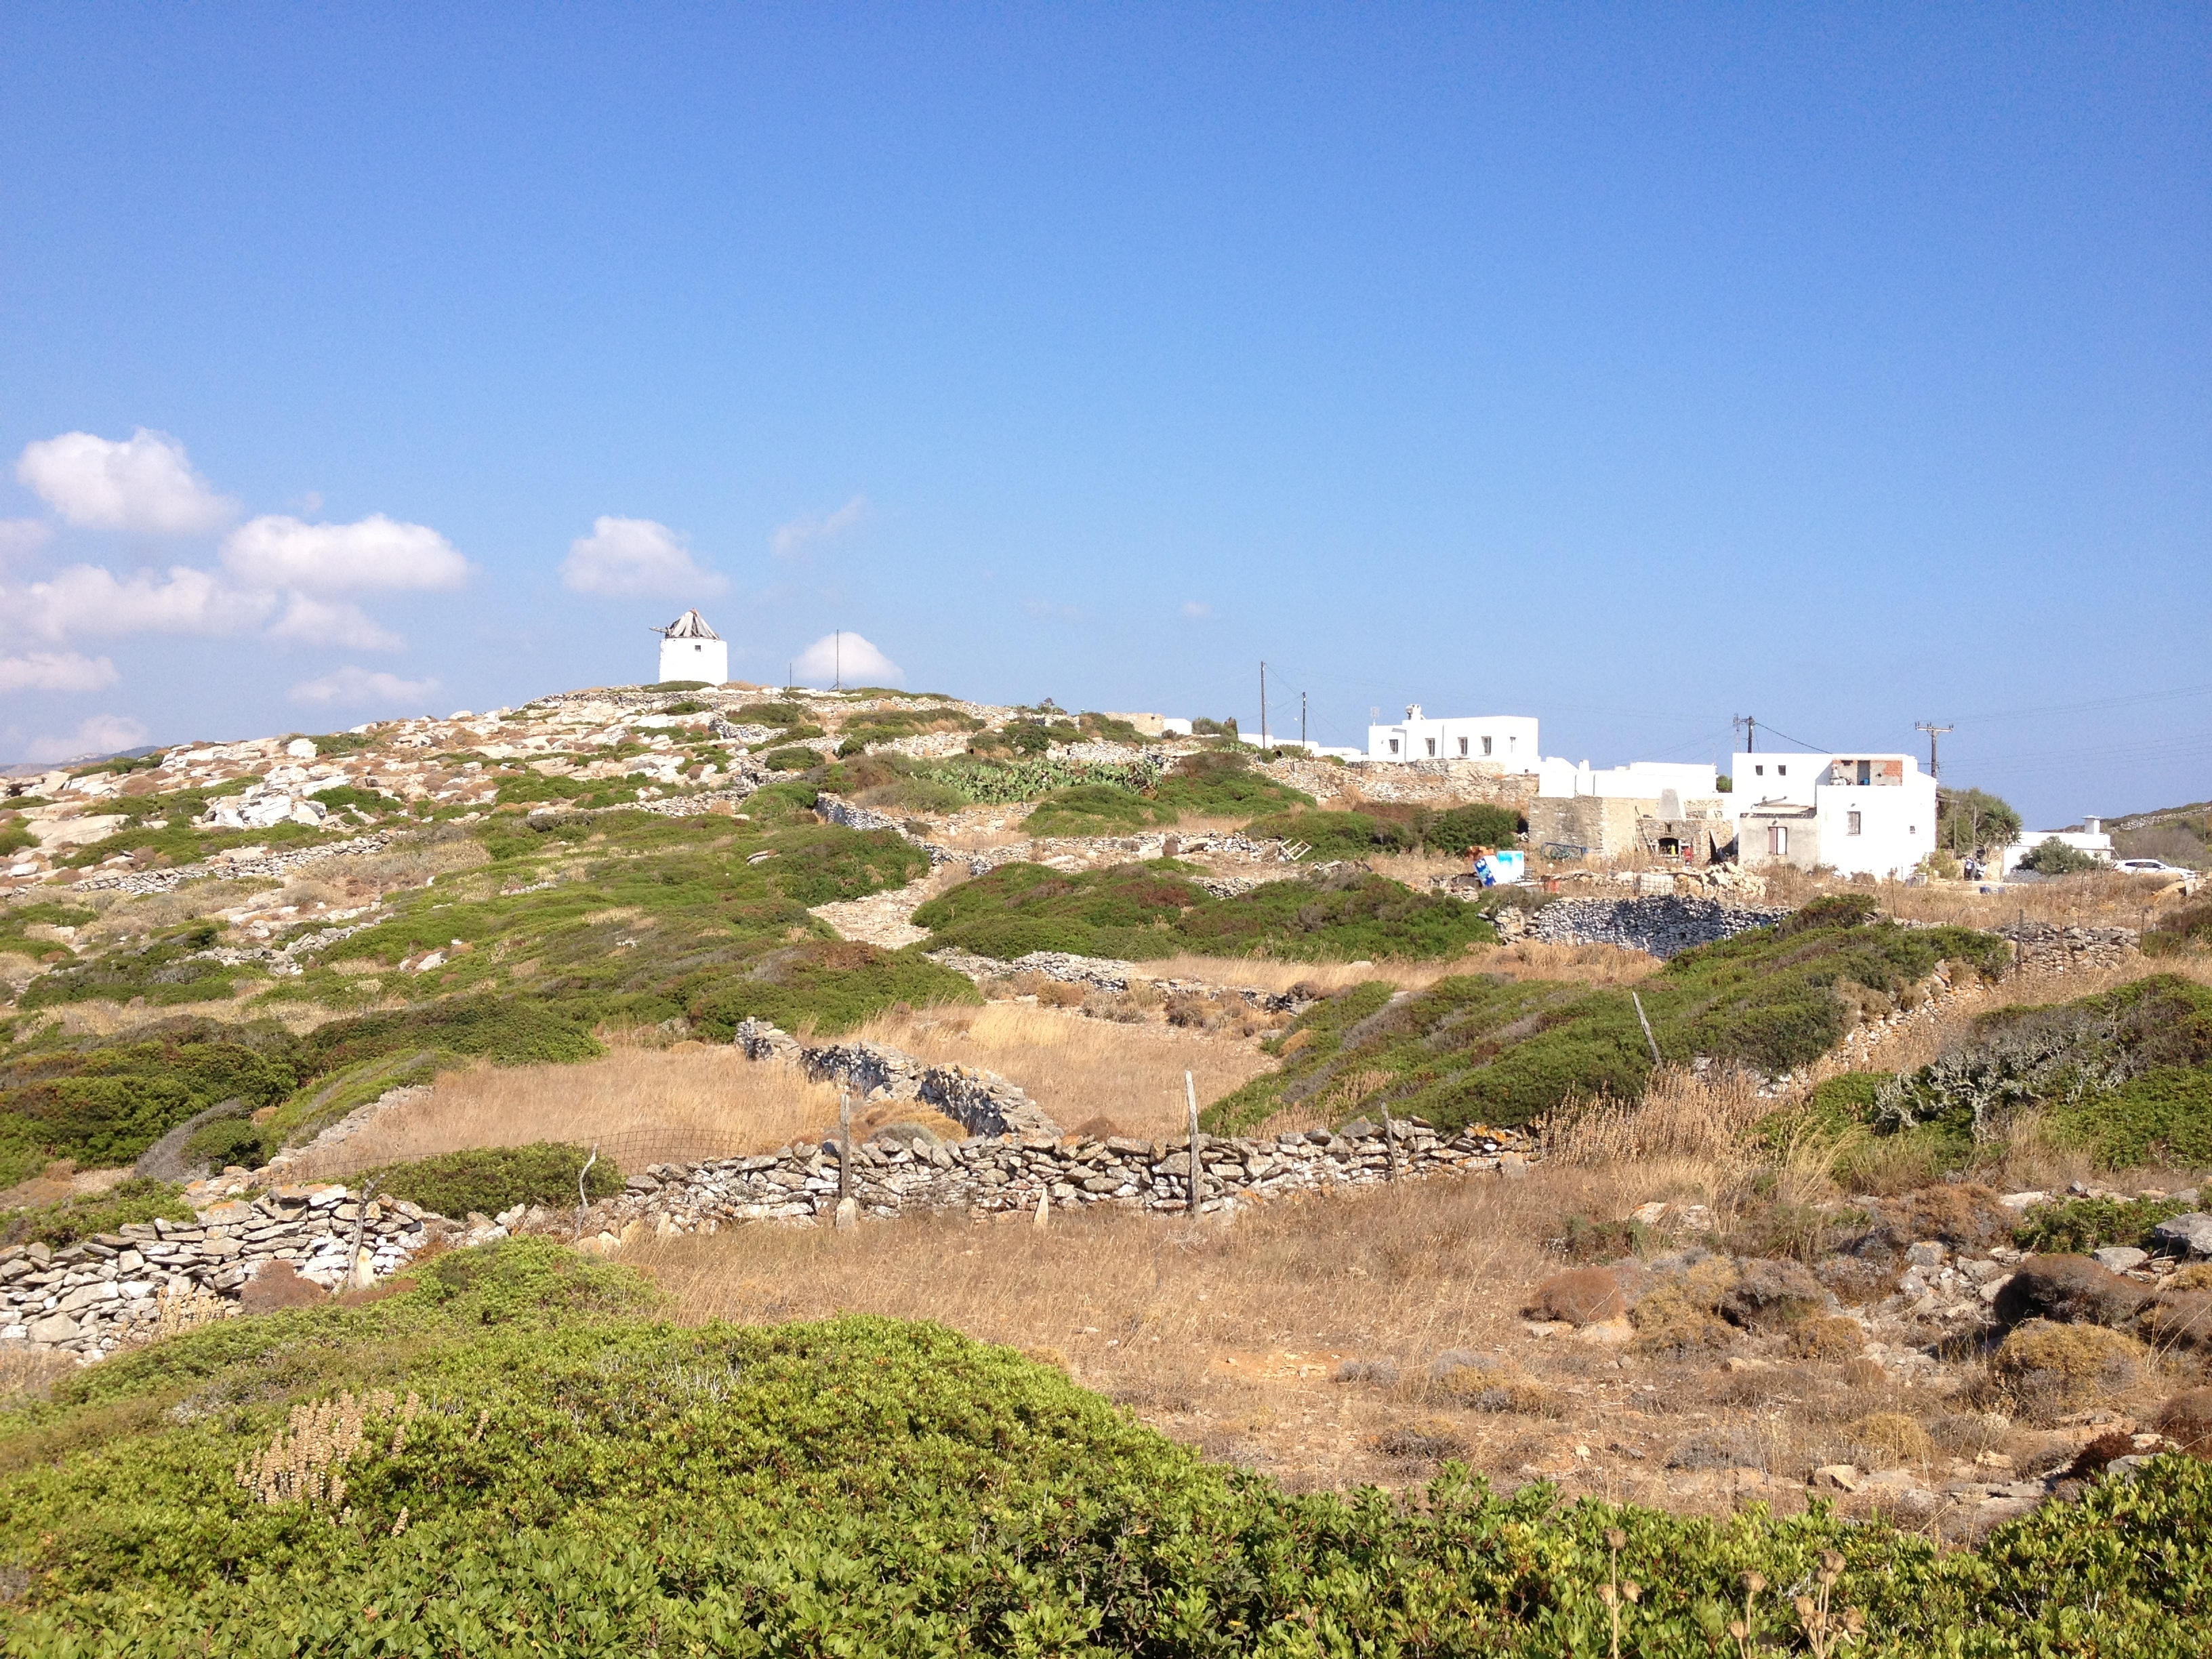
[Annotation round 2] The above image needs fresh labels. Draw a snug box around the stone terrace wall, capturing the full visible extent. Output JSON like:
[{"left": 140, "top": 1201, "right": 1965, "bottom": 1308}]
[
  {"left": 611, "top": 1116, "right": 1534, "bottom": 1233},
  {"left": 1515, "top": 895, "right": 1793, "bottom": 959},
  {"left": 1, "top": 1187, "right": 436, "bottom": 1360}
]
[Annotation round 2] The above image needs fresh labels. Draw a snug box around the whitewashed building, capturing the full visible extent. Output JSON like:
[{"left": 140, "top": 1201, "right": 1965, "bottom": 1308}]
[
  {"left": 1730, "top": 751, "right": 1938, "bottom": 880},
  {"left": 2001, "top": 819, "right": 2113, "bottom": 874},
  {"left": 1366, "top": 705, "right": 1538, "bottom": 764},
  {"left": 652, "top": 610, "right": 727, "bottom": 685}
]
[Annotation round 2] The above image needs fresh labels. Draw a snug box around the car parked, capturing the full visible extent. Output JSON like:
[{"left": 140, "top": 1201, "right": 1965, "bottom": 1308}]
[{"left": 2112, "top": 857, "right": 2198, "bottom": 877}]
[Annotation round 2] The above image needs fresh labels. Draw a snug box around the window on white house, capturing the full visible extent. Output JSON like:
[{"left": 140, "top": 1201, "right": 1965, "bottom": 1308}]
[
  {"left": 1389, "top": 739, "right": 1400, "bottom": 755},
  {"left": 1458, "top": 737, "right": 1468, "bottom": 756},
  {"left": 1778, "top": 764, "right": 1788, "bottom": 776},
  {"left": 1755, "top": 764, "right": 1765, "bottom": 775},
  {"left": 1426, "top": 737, "right": 1437, "bottom": 756},
  {"left": 1847, "top": 811, "right": 1863, "bottom": 836},
  {"left": 1509, "top": 735, "right": 1517, "bottom": 753},
  {"left": 1482, "top": 735, "right": 1494, "bottom": 756},
  {"left": 1768, "top": 824, "right": 1788, "bottom": 856}
]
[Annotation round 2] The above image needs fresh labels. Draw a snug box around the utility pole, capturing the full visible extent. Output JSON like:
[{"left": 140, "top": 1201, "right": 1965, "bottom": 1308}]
[
  {"left": 1258, "top": 661, "right": 1268, "bottom": 751},
  {"left": 834, "top": 632, "right": 842, "bottom": 692},
  {"left": 1733, "top": 714, "right": 1757, "bottom": 754},
  {"left": 1300, "top": 691, "right": 1307, "bottom": 748},
  {"left": 1915, "top": 722, "right": 1952, "bottom": 782}
]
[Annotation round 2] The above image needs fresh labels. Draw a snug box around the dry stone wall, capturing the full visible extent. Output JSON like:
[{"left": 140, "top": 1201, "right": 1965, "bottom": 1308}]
[
  {"left": 0, "top": 1187, "right": 436, "bottom": 1360},
  {"left": 611, "top": 1116, "right": 1534, "bottom": 1233},
  {"left": 1510, "top": 895, "right": 1793, "bottom": 958},
  {"left": 732, "top": 1019, "right": 1063, "bottom": 1138}
]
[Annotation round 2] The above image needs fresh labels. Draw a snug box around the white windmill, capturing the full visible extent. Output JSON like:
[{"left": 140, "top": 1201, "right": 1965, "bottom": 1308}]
[{"left": 651, "top": 609, "right": 727, "bottom": 685}]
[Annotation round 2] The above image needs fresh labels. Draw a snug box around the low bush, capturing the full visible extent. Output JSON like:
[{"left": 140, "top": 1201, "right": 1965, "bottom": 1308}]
[
  {"left": 1248, "top": 803, "right": 1526, "bottom": 861},
  {"left": 2018, "top": 837, "right": 2104, "bottom": 876},
  {"left": 0, "top": 1178, "right": 194, "bottom": 1249},
  {"left": 2146, "top": 899, "right": 2212, "bottom": 956},
  {"left": 1210, "top": 904, "right": 2005, "bottom": 1134},
  {"left": 5, "top": 1239, "right": 2207, "bottom": 1655},
  {"left": 182, "top": 1112, "right": 275, "bottom": 1172},
  {"left": 18, "top": 919, "right": 256, "bottom": 1010},
  {"left": 913, "top": 859, "right": 1498, "bottom": 965},
  {"left": 353, "top": 1142, "right": 624, "bottom": 1218},
  {"left": 1148, "top": 749, "right": 1310, "bottom": 820},
  {"left": 687, "top": 941, "right": 981, "bottom": 1038},
  {"left": 1022, "top": 784, "right": 1173, "bottom": 836},
  {"left": 2014, "top": 1194, "right": 2198, "bottom": 1254},
  {"left": 762, "top": 745, "right": 822, "bottom": 771}
]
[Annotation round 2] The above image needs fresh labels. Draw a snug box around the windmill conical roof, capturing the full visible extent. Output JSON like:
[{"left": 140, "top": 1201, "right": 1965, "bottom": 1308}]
[{"left": 655, "top": 609, "right": 721, "bottom": 640}]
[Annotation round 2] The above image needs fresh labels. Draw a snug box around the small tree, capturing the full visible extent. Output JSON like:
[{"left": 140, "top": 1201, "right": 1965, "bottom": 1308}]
[
  {"left": 2018, "top": 837, "right": 2102, "bottom": 876},
  {"left": 1938, "top": 787, "right": 2022, "bottom": 859}
]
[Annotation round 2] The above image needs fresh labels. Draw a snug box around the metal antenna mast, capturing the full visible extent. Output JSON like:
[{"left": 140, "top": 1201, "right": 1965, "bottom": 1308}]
[{"left": 1733, "top": 714, "right": 1757, "bottom": 753}]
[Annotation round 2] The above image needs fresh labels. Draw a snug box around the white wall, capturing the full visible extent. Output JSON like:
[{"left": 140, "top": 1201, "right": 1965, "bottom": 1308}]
[
  {"left": 659, "top": 636, "right": 728, "bottom": 684},
  {"left": 1730, "top": 751, "right": 1937, "bottom": 878},
  {"left": 1534, "top": 757, "right": 1721, "bottom": 801},
  {"left": 1366, "top": 708, "right": 1539, "bottom": 763},
  {"left": 2001, "top": 830, "right": 2114, "bottom": 874}
]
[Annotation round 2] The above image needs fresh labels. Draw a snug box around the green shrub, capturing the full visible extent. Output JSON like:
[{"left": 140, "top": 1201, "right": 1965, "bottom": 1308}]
[
  {"left": 18, "top": 920, "right": 255, "bottom": 1010},
  {"left": 914, "top": 860, "right": 1496, "bottom": 965},
  {"left": 354, "top": 1142, "right": 623, "bottom": 1218},
  {"left": 762, "top": 745, "right": 823, "bottom": 771},
  {"left": 0, "top": 825, "right": 33, "bottom": 858},
  {"left": 0, "top": 1178, "right": 194, "bottom": 1248},
  {"left": 1022, "top": 784, "right": 1172, "bottom": 836},
  {"left": 304, "top": 784, "right": 407, "bottom": 816},
  {"left": 732, "top": 701, "right": 806, "bottom": 724},
  {"left": 491, "top": 773, "right": 576, "bottom": 806},
  {"left": 2018, "top": 836, "right": 2103, "bottom": 876},
  {"left": 1940, "top": 785, "right": 2023, "bottom": 859},
  {"left": 688, "top": 941, "right": 981, "bottom": 1038},
  {"left": 2014, "top": 1194, "right": 2198, "bottom": 1254},
  {"left": 0, "top": 1240, "right": 2206, "bottom": 1655},
  {"left": 1149, "top": 749, "right": 1310, "bottom": 819},
  {"left": 182, "top": 1112, "right": 275, "bottom": 1172},
  {"left": 1208, "top": 907, "right": 2009, "bottom": 1135},
  {"left": 0, "top": 1019, "right": 304, "bottom": 1186},
  {"left": 2146, "top": 899, "right": 2212, "bottom": 957}
]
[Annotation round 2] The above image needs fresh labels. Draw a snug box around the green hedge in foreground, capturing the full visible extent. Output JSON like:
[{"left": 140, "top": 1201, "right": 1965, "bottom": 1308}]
[{"left": 0, "top": 1239, "right": 2205, "bottom": 1656}]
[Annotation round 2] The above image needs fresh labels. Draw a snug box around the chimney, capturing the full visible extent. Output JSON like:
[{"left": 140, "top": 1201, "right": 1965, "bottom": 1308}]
[
  {"left": 2084, "top": 816, "right": 2102, "bottom": 835},
  {"left": 1406, "top": 703, "right": 1422, "bottom": 721}
]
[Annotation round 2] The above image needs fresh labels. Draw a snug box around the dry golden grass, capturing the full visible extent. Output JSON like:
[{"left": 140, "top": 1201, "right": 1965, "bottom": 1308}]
[
  {"left": 296, "top": 1046, "right": 852, "bottom": 1178},
  {"left": 844, "top": 1002, "right": 1276, "bottom": 1139},
  {"left": 1137, "top": 941, "right": 1658, "bottom": 995},
  {"left": 621, "top": 1062, "right": 2194, "bottom": 1520}
]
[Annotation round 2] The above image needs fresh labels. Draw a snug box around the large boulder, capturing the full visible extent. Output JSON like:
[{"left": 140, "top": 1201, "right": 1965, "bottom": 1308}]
[
  {"left": 2150, "top": 1212, "right": 2212, "bottom": 1260},
  {"left": 1990, "top": 1254, "right": 2154, "bottom": 1328}
]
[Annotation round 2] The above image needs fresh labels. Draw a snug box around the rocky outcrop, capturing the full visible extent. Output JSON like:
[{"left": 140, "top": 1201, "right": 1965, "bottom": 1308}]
[
  {"left": 732, "top": 1019, "right": 1062, "bottom": 1138},
  {"left": 68, "top": 834, "right": 393, "bottom": 897}
]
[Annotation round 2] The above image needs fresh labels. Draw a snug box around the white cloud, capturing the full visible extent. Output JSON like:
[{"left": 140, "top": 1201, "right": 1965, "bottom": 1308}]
[
  {"left": 222, "top": 513, "right": 468, "bottom": 594},
  {"left": 8, "top": 563, "right": 276, "bottom": 641},
  {"left": 22, "top": 713, "right": 150, "bottom": 764},
  {"left": 0, "top": 519, "right": 52, "bottom": 564},
  {"left": 266, "top": 594, "right": 405, "bottom": 651},
  {"left": 0, "top": 651, "right": 119, "bottom": 693},
  {"left": 16, "top": 429, "right": 238, "bottom": 535},
  {"left": 561, "top": 516, "right": 726, "bottom": 598},
  {"left": 773, "top": 495, "right": 869, "bottom": 561},
  {"left": 792, "top": 631, "right": 901, "bottom": 687},
  {"left": 1181, "top": 600, "right": 1212, "bottom": 619},
  {"left": 288, "top": 666, "right": 441, "bottom": 708}
]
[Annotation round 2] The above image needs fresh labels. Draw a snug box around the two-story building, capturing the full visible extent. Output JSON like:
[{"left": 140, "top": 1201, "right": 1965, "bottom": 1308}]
[{"left": 1730, "top": 751, "right": 1937, "bottom": 880}]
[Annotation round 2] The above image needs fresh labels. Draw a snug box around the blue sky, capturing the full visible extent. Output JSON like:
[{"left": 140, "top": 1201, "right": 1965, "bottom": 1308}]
[{"left": 1, "top": 4, "right": 2204, "bottom": 825}]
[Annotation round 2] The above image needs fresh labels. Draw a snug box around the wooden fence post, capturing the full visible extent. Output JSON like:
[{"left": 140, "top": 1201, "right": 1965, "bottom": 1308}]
[
  {"left": 1185, "top": 1071, "right": 1202, "bottom": 1216},
  {"left": 1382, "top": 1103, "right": 1397, "bottom": 1182},
  {"left": 838, "top": 1094, "right": 853, "bottom": 1207},
  {"left": 1631, "top": 990, "right": 1664, "bottom": 1067}
]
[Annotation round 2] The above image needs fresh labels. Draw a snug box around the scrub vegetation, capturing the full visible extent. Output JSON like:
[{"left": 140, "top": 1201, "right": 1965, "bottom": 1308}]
[
  {"left": 1206, "top": 896, "right": 2011, "bottom": 1134},
  {"left": 912, "top": 859, "right": 1500, "bottom": 964},
  {"left": 0, "top": 1237, "right": 2203, "bottom": 1657}
]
